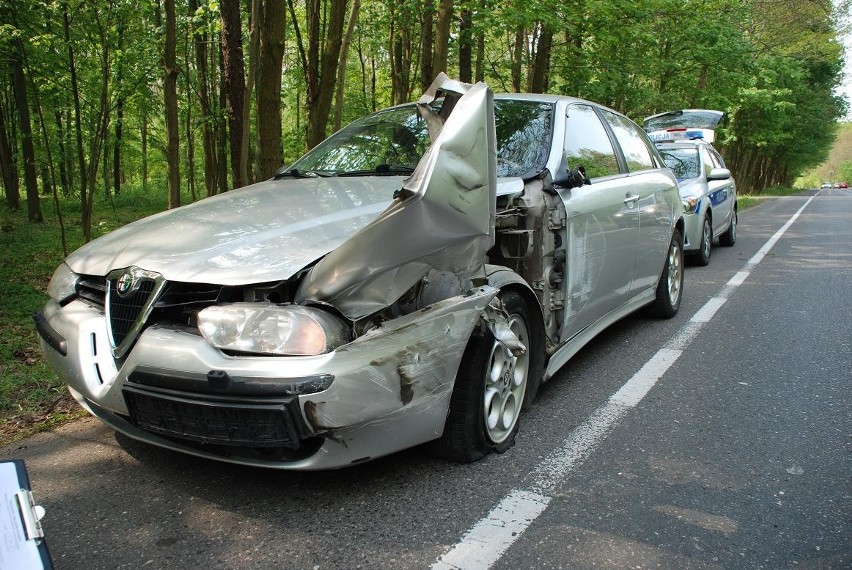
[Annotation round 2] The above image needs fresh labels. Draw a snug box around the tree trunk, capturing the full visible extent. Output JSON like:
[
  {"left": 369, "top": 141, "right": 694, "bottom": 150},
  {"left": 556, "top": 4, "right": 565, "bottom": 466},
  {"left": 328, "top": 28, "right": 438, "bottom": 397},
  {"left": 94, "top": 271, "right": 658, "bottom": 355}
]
[
  {"left": 458, "top": 6, "right": 472, "bottom": 83},
  {"left": 102, "top": 134, "right": 110, "bottom": 199},
  {"left": 243, "top": 0, "right": 261, "bottom": 185},
  {"left": 0, "top": 102, "right": 20, "bottom": 209},
  {"left": 83, "top": 18, "right": 112, "bottom": 235},
  {"left": 54, "top": 112, "right": 70, "bottom": 195},
  {"left": 113, "top": 19, "right": 124, "bottom": 196},
  {"left": 189, "top": 0, "right": 218, "bottom": 196},
  {"left": 475, "top": 30, "right": 484, "bottom": 82},
  {"left": 216, "top": 43, "right": 230, "bottom": 195},
  {"left": 302, "top": 0, "right": 347, "bottom": 150},
  {"left": 141, "top": 105, "right": 148, "bottom": 191},
  {"left": 113, "top": 99, "right": 123, "bottom": 195},
  {"left": 432, "top": 0, "right": 453, "bottom": 78},
  {"left": 63, "top": 5, "right": 89, "bottom": 233},
  {"left": 528, "top": 24, "right": 553, "bottom": 93},
  {"left": 511, "top": 25, "right": 524, "bottom": 92},
  {"left": 23, "top": 42, "right": 69, "bottom": 255},
  {"left": 390, "top": 16, "right": 404, "bottom": 104},
  {"left": 164, "top": 0, "right": 181, "bottom": 208},
  {"left": 256, "top": 0, "right": 286, "bottom": 179},
  {"left": 419, "top": 2, "right": 434, "bottom": 91},
  {"left": 220, "top": 0, "right": 247, "bottom": 188},
  {"left": 183, "top": 27, "right": 196, "bottom": 202},
  {"left": 11, "top": 44, "right": 42, "bottom": 222},
  {"left": 333, "top": 0, "right": 361, "bottom": 131}
]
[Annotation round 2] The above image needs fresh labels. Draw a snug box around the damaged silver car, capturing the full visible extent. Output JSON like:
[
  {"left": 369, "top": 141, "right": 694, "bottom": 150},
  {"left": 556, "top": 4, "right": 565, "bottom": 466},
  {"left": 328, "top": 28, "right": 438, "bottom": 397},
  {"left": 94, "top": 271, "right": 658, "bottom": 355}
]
[{"left": 35, "top": 75, "right": 685, "bottom": 469}]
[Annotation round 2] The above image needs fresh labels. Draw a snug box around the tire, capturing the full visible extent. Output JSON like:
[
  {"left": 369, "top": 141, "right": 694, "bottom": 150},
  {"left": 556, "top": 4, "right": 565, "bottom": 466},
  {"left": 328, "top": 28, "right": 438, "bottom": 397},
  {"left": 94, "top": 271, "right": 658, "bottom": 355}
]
[
  {"left": 435, "top": 290, "right": 543, "bottom": 463},
  {"left": 719, "top": 208, "right": 737, "bottom": 246},
  {"left": 647, "top": 228, "right": 684, "bottom": 318},
  {"left": 692, "top": 214, "right": 711, "bottom": 266}
]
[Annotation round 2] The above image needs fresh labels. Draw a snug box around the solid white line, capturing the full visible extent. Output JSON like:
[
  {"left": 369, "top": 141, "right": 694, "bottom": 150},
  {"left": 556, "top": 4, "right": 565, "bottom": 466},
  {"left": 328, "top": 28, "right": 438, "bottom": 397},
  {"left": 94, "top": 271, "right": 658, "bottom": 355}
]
[
  {"left": 691, "top": 297, "right": 727, "bottom": 323},
  {"left": 609, "top": 348, "right": 683, "bottom": 408},
  {"left": 432, "top": 196, "right": 816, "bottom": 570},
  {"left": 432, "top": 490, "right": 551, "bottom": 570}
]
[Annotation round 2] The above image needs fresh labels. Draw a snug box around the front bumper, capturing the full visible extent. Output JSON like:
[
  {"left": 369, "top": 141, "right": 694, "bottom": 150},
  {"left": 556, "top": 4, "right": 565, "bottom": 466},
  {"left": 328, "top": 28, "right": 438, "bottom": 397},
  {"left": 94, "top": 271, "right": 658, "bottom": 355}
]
[
  {"left": 681, "top": 206, "right": 706, "bottom": 252},
  {"left": 36, "top": 287, "right": 497, "bottom": 469}
]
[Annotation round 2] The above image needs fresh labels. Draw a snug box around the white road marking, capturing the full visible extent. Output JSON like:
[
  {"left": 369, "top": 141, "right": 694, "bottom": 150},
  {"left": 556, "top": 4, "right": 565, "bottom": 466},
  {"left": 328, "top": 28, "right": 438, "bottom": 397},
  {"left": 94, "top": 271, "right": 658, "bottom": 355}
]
[{"left": 432, "top": 195, "right": 816, "bottom": 570}]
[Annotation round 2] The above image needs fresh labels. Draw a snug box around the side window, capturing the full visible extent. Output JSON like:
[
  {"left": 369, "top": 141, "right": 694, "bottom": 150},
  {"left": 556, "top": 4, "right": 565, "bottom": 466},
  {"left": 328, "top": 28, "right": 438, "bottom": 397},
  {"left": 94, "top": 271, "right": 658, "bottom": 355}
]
[
  {"left": 709, "top": 148, "right": 726, "bottom": 168},
  {"left": 564, "top": 104, "right": 620, "bottom": 179},
  {"left": 600, "top": 110, "right": 655, "bottom": 172},
  {"left": 700, "top": 147, "right": 716, "bottom": 176}
]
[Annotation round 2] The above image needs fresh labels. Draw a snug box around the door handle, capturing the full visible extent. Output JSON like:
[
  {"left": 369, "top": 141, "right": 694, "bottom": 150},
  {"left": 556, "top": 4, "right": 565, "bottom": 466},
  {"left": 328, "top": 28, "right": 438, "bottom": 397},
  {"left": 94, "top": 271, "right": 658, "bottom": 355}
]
[{"left": 624, "top": 194, "right": 640, "bottom": 204}]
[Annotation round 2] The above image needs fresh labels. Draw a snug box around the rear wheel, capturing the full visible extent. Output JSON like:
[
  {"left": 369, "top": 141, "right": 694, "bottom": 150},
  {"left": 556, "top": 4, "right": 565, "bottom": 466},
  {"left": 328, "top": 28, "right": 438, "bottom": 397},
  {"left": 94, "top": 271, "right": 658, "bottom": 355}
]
[
  {"left": 647, "top": 229, "right": 684, "bottom": 318},
  {"left": 719, "top": 208, "right": 737, "bottom": 246},
  {"left": 436, "top": 290, "right": 543, "bottom": 463}
]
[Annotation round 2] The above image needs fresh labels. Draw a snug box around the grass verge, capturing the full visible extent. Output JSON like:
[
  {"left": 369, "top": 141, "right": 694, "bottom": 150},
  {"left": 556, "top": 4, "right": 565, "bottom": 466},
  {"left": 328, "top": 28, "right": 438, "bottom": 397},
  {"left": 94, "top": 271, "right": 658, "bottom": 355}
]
[{"left": 0, "top": 185, "right": 170, "bottom": 445}]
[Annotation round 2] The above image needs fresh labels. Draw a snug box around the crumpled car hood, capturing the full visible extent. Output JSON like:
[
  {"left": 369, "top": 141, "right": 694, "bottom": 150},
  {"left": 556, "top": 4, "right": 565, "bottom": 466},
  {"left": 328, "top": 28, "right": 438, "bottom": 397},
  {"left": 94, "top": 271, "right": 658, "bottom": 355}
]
[
  {"left": 65, "top": 177, "right": 399, "bottom": 285},
  {"left": 295, "top": 74, "right": 497, "bottom": 319}
]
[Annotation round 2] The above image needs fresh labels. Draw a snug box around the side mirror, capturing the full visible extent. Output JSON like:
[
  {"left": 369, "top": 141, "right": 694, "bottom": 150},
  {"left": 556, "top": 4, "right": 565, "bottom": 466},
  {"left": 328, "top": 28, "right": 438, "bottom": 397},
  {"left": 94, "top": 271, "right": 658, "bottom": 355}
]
[
  {"left": 555, "top": 164, "right": 591, "bottom": 189},
  {"left": 707, "top": 167, "right": 731, "bottom": 181}
]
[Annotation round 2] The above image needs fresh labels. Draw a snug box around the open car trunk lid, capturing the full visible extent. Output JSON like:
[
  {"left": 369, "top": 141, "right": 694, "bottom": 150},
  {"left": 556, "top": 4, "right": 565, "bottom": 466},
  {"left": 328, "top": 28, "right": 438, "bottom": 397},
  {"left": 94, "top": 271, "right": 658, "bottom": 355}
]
[{"left": 643, "top": 109, "right": 724, "bottom": 143}]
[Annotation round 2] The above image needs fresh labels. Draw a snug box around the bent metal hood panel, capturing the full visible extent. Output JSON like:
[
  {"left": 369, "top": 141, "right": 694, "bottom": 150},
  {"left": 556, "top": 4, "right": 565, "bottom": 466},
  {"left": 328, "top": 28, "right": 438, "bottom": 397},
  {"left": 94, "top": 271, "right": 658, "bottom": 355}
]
[
  {"left": 65, "top": 177, "right": 398, "bottom": 284},
  {"left": 295, "top": 74, "right": 497, "bottom": 320}
]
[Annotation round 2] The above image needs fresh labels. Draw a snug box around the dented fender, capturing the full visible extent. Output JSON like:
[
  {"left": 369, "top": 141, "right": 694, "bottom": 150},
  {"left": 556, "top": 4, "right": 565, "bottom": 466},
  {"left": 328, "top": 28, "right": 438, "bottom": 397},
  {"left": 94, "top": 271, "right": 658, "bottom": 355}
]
[{"left": 297, "top": 286, "right": 498, "bottom": 435}]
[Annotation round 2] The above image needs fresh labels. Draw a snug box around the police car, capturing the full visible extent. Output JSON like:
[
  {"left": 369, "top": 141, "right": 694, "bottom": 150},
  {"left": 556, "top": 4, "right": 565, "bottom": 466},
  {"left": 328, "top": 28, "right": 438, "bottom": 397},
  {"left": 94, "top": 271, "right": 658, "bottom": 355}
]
[{"left": 644, "top": 110, "right": 737, "bottom": 266}]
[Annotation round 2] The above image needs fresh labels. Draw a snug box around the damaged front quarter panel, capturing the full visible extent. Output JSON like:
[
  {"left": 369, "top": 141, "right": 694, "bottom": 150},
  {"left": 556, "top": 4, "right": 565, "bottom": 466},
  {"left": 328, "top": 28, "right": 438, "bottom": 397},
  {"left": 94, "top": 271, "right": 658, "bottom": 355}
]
[
  {"left": 295, "top": 73, "right": 498, "bottom": 319},
  {"left": 296, "top": 286, "right": 501, "bottom": 465}
]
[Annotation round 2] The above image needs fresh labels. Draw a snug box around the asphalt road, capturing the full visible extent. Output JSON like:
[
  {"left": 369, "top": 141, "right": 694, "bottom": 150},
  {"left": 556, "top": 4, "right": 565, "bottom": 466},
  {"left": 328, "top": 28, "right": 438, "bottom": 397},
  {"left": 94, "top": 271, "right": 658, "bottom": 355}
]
[{"left": 3, "top": 189, "right": 850, "bottom": 569}]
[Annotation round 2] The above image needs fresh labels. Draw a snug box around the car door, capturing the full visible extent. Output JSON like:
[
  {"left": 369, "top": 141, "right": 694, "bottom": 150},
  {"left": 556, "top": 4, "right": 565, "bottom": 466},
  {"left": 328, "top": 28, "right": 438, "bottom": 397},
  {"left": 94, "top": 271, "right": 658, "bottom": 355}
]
[
  {"left": 600, "top": 109, "right": 678, "bottom": 296},
  {"left": 557, "top": 103, "right": 638, "bottom": 340},
  {"left": 704, "top": 146, "right": 736, "bottom": 236}
]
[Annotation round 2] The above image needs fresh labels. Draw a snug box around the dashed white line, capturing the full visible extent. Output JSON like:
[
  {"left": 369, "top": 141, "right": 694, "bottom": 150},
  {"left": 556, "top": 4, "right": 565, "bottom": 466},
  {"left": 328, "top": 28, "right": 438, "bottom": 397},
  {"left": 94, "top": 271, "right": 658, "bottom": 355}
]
[{"left": 432, "top": 195, "right": 816, "bottom": 570}]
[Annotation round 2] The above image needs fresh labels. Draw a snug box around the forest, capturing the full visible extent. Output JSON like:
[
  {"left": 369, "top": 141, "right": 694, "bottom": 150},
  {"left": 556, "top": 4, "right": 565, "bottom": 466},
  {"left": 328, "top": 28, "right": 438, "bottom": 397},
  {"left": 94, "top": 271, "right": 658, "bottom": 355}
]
[{"left": 0, "top": 0, "right": 848, "bottom": 243}]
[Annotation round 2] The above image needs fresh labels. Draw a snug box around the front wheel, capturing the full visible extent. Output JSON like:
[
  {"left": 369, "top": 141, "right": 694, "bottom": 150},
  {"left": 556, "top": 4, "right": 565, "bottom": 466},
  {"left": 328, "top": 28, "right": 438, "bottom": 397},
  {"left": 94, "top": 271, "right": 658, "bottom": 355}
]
[
  {"left": 435, "top": 290, "right": 543, "bottom": 463},
  {"left": 647, "top": 228, "right": 684, "bottom": 318},
  {"left": 719, "top": 208, "right": 737, "bottom": 246},
  {"left": 692, "top": 214, "right": 712, "bottom": 266}
]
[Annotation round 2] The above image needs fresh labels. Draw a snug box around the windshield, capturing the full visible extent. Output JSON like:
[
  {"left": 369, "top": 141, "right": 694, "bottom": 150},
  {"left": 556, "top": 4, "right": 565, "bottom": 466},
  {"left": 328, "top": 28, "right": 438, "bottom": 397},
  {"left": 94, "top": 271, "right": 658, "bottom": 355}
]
[
  {"left": 659, "top": 147, "right": 700, "bottom": 180},
  {"left": 287, "top": 100, "right": 554, "bottom": 179}
]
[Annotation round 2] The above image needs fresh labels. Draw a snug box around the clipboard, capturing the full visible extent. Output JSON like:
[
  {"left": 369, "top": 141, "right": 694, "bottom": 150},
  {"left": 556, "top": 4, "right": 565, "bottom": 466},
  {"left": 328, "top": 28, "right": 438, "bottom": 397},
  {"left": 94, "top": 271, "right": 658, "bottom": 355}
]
[{"left": 0, "top": 459, "right": 53, "bottom": 570}]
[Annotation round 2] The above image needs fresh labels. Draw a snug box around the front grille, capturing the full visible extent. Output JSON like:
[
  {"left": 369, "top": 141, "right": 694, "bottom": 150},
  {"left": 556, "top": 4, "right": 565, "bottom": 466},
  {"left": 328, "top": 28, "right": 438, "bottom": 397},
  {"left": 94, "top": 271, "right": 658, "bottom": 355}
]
[
  {"left": 123, "top": 386, "right": 302, "bottom": 449},
  {"left": 109, "top": 279, "right": 156, "bottom": 347},
  {"left": 156, "top": 282, "right": 223, "bottom": 307},
  {"left": 77, "top": 276, "right": 107, "bottom": 307}
]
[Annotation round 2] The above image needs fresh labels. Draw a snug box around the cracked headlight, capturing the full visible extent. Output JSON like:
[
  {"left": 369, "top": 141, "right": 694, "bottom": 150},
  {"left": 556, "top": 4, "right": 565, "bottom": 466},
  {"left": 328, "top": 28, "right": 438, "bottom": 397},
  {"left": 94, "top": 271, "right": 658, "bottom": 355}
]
[
  {"left": 197, "top": 303, "right": 350, "bottom": 356},
  {"left": 47, "top": 263, "right": 78, "bottom": 304}
]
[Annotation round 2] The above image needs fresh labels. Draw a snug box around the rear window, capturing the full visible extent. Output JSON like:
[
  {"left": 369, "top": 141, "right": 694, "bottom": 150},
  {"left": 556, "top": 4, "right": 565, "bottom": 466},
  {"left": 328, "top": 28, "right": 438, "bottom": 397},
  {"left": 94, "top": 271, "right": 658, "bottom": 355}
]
[{"left": 659, "top": 147, "right": 700, "bottom": 180}]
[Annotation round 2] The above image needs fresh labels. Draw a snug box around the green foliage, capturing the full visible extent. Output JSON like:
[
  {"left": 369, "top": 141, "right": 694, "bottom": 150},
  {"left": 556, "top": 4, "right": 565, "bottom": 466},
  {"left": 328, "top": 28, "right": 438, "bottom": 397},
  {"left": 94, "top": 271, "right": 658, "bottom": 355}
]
[
  {"left": 838, "top": 161, "right": 852, "bottom": 183},
  {"left": 0, "top": 185, "right": 173, "bottom": 442}
]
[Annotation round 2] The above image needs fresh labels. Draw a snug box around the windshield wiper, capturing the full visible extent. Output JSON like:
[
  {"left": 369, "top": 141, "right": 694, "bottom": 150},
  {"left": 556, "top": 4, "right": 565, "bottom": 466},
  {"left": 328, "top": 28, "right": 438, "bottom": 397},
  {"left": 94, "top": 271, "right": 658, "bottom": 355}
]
[
  {"left": 335, "top": 164, "right": 415, "bottom": 177},
  {"left": 273, "top": 168, "right": 328, "bottom": 179}
]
